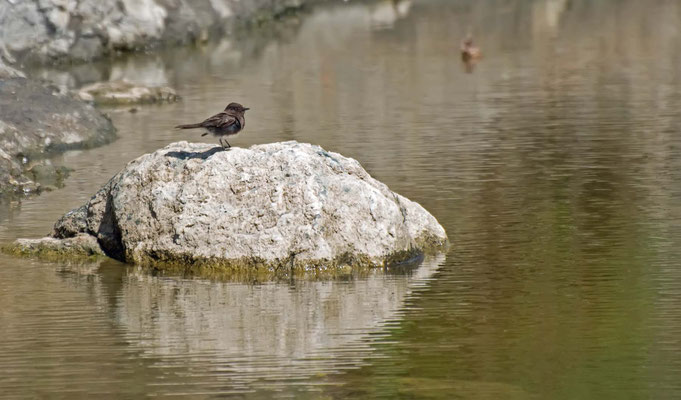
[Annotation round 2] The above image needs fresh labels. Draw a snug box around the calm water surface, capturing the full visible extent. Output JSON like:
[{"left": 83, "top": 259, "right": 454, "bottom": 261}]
[{"left": 2, "top": 0, "right": 681, "bottom": 398}]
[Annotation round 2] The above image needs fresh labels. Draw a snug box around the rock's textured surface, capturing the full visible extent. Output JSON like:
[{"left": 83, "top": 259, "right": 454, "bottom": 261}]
[
  {"left": 0, "top": 77, "right": 116, "bottom": 197},
  {"left": 14, "top": 141, "right": 448, "bottom": 271},
  {"left": 78, "top": 80, "right": 180, "bottom": 105},
  {"left": 0, "top": 0, "right": 307, "bottom": 64}
]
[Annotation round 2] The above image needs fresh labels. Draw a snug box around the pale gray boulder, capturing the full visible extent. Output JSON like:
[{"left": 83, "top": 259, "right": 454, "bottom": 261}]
[{"left": 19, "top": 141, "right": 447, "bottom": 271}]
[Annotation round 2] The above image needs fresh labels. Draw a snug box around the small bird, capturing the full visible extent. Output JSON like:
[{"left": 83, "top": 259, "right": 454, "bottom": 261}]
[
  {"left": 175, "top": 102, "right": 249, "bottom": 149},
  {"left": 461, "top": 34, "right": 482, "bottom": 62}
]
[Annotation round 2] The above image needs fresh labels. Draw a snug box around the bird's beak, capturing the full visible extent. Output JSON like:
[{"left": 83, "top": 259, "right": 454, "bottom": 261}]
[{"left": 243, "top": 107, "right": 250, "bottom": 111}]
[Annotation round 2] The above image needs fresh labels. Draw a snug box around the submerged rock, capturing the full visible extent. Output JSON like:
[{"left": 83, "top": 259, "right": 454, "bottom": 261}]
[
  {"left": 78, "top": 80, "right": 180, "bottom": 105},
  {"left": 9, "top": 141, "right": 448, "bottom": 272},
  {"left": 0, "top": 77, "right": 116, "bottom": 197},
  {"left": 5, "top": 234, "right": 106, "bottom": 262}
]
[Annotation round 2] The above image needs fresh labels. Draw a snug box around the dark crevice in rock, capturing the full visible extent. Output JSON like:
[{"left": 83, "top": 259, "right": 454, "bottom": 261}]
[{"left": 95, "top": 189, "right": 125, "bottom": 261}]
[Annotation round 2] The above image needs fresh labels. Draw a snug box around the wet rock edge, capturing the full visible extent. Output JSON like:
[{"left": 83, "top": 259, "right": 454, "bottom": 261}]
[{"left": 2, "top": 233, "right": 448, "bottom": 277}]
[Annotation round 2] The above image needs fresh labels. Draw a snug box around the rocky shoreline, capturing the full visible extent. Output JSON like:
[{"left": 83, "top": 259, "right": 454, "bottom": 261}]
[
  {"left": 0, "top": 0, "right": 311, "bottom": 65},
  {"left": 0, "top": 77, "right": 116, "bottom": 198},
  {"left": 5, "top": 141, "right": 448, "bottom": 273},
  {"left": 0, "top": 0, "right": 321, "bottom": 200}
]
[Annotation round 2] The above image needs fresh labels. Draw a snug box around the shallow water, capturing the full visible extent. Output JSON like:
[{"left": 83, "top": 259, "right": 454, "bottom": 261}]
[{"left": 2, "top": 0, "right": 681, "bottom": 398}]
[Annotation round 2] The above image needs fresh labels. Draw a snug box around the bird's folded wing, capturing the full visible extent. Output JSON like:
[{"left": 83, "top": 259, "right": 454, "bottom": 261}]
[{"left": 201, "top": 112, "right": 236, "bottom": 128}]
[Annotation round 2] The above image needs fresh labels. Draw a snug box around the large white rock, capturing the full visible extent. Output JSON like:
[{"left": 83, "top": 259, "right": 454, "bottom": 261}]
[{"left": 41, "top": 141, "right": 447, "bottom": 271}]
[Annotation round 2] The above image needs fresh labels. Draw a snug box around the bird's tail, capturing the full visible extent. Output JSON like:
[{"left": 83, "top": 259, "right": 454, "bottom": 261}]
[{"left": 175, "top": 123, "right": 202, "bottom": 129}]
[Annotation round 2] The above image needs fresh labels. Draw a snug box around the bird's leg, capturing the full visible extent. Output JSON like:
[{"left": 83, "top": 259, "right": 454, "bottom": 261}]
[
  {"left": 219, "top": 138, "right": 225, "bottom": 149},
  {"left": 224, "top": 140, "right": 231, "bottom": 149}
]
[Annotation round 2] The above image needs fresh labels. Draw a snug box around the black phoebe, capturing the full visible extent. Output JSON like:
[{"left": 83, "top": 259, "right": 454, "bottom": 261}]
[{"left": 175, "top": 102, "right": 249, "bottom": 149}]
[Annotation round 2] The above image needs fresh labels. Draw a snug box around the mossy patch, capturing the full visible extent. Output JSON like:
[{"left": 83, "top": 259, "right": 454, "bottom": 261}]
[
  {"left": 1, "top": 243, "right": 104, "bottom": 264},
  {"left": 128, "top": 243, "right": 441, "bottom": 282},
  {"left": 2, "top": 234, "right": 447, "bottom": 282},
  {"left": 0, "top": 236, "right": 107, "bottom": 264}
]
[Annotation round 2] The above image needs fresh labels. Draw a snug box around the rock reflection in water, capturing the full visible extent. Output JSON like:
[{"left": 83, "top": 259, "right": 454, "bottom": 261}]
[
  {"left": 0, "top": 254, "right": 444, "bottom": 397},
  {"left": 115, "top": 255, "right": 443, "bottom": 393},
  {"left": 369, "top": 0, "right": 412, "bottom": 30}
]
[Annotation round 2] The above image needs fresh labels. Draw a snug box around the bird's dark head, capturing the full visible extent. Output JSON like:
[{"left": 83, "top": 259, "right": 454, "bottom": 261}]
[{"left": 225, "top": 103, "right": 250, "bottom": 113}]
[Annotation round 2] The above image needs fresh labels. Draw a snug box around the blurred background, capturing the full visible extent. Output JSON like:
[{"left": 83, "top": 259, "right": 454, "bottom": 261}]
[{"left": 1, "top": 0, "right": 681, "bottom": 398}]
